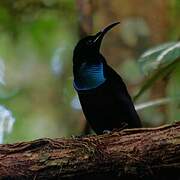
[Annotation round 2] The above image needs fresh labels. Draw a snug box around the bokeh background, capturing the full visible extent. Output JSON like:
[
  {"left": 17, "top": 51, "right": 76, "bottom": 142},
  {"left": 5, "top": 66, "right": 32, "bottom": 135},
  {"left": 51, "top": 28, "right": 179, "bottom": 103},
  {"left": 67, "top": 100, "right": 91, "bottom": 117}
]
[{"left": 0, "top": 0, "right": 179, "bottom": 143}]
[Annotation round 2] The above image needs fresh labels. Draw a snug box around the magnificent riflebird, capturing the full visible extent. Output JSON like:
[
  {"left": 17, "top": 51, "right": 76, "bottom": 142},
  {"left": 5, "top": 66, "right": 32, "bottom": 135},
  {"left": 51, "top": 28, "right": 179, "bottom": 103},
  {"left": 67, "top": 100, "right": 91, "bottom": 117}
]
[{"left": 73, "top": 22, "right": 142, "bottom": 134}]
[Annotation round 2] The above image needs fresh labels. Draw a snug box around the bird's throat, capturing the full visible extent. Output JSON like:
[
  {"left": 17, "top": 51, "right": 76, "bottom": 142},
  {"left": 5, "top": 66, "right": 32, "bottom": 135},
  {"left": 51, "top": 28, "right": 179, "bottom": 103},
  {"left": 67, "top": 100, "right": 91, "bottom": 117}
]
[{"left": 74, "top": 62, "right": 106, "bottom": 90}]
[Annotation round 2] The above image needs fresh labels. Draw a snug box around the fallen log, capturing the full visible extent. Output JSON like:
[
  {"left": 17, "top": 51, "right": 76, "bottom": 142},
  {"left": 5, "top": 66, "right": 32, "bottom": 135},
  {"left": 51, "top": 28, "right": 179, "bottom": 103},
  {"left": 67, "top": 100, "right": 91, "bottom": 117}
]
[{"left": 0, "top": 122, "right": 180, "bottom": 179}]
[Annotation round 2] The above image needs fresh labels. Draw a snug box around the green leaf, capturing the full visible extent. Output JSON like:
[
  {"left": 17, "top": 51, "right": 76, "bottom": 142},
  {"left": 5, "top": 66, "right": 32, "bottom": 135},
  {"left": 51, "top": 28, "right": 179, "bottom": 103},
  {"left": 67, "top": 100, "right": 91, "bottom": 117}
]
[
  {"left": 138, "top": 41, "right": 180, "bottom": 75},
  {"left": 134, "top": 59, "right": 179, "bottom": 101},
  {"left": 135, "top": 96, "right": 180, "bottom": 111},
  {"left": 134, "top": 41, "right": 180, "bottom": 101}
]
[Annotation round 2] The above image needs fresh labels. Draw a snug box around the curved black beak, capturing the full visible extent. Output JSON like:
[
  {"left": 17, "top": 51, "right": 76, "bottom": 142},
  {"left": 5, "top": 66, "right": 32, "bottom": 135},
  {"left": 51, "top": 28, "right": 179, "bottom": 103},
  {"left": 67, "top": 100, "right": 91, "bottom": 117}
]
[{"left": 93, "top": 22, "right": 120, "bottom": 50}]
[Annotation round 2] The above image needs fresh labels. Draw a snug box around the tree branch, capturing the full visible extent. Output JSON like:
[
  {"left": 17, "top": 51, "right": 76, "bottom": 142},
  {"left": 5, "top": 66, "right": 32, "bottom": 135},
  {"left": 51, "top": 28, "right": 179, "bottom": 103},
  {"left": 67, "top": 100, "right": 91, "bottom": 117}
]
[{"left": 0, "top": 122, "right": 180, "bottom": 179}]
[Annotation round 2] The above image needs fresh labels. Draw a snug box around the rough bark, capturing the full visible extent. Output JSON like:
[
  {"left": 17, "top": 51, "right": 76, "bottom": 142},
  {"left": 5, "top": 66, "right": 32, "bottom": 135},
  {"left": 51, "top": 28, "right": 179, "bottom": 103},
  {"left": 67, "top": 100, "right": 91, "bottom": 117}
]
[{"left": 0, "top": 122, "right": 180, "bottom": 180}]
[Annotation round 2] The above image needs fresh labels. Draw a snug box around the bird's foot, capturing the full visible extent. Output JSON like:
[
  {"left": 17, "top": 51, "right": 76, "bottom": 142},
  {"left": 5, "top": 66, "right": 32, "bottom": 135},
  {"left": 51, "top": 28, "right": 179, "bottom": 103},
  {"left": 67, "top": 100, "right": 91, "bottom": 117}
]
[
  {"left": 120, "top": 122, "right": 128, "bottom": 129},
  {"left": 112, "top": 122, "right": 128, "bottom": 132},
  {"left": 71, "top": 134, "right": 84, "bottom": 139},
  {"left": 103, "top": 130, "right": 111, "bottom": 134}
]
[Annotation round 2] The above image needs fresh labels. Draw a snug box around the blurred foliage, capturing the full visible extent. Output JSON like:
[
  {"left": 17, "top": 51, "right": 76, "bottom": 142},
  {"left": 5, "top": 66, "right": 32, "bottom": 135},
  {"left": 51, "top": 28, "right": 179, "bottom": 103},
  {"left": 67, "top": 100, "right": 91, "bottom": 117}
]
[
  {"left": 134, "top": 42, "right": 180, "bottom": 126},
  {"left": 0, "top": 0, "right": 179, "bottom": 143},
  {"left": 0, "top": 0, "right": 80, "bottom": 143},
  {"left": 135, "top": 42, "right": 180, "bottom": 100}
]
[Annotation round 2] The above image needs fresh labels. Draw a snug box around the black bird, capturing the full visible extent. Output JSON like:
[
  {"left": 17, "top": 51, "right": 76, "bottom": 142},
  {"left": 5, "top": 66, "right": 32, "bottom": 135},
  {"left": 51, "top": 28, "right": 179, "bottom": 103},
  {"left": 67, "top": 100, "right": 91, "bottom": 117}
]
[{"left": 73, "top": 22, "right": 142, "bottom": 134}]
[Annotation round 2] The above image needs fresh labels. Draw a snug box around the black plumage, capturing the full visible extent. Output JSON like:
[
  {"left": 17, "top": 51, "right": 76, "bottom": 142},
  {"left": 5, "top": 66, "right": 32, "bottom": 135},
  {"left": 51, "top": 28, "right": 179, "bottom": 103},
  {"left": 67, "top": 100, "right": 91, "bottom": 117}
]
[{"left": 73, "top": 22, "right": 141, "bottom": 134}]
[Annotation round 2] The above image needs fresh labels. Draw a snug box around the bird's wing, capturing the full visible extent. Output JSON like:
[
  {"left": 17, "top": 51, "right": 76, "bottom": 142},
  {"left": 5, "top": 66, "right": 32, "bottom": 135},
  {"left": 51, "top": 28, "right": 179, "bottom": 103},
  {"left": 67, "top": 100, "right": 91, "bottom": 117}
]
[
  {"left": 104, "top": 65, "right": 132, "bottom": 99},
  {"left": 104, "top": 64, "right": 141, "bottom": 127}
]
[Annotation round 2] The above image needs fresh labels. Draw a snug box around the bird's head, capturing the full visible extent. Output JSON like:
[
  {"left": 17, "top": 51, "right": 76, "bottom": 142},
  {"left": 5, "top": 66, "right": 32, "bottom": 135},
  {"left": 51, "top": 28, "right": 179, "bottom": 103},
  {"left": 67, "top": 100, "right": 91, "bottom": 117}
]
[{"left": 73, "top": 22, "right": 120, "bottom": 66}]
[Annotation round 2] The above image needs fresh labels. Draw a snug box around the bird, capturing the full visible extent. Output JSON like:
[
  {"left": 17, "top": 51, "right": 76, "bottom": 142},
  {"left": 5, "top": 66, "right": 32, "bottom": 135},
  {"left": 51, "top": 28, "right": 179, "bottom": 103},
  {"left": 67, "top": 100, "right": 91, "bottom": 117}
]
[{"left": 73, "top": 22, "right": 142, "bottom": 134}]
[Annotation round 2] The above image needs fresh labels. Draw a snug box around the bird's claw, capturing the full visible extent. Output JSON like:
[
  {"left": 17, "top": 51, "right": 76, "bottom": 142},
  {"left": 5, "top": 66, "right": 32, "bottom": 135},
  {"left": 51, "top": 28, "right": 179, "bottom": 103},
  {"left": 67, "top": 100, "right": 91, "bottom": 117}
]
[{"left": 103, "top": 130, "right": 111, "bottom": 134}]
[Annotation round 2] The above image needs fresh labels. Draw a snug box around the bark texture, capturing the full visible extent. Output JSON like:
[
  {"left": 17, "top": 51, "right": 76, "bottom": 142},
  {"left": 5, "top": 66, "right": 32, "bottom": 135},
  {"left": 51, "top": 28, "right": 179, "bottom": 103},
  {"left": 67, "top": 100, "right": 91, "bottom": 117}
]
[{"left": 0, "top": 122, "right": 180, "bottom": 180}]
